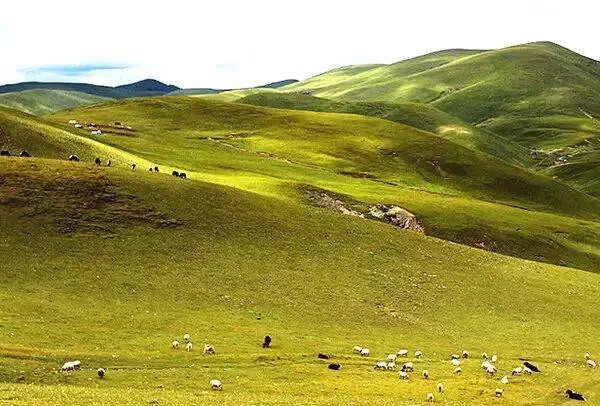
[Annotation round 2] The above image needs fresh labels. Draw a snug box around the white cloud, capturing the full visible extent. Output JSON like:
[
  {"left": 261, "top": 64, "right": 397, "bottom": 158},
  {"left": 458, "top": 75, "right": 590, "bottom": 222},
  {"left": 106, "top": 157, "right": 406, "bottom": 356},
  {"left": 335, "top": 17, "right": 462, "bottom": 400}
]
[{"left": 0, "top": 0, "right": 598, "bottom": 88}]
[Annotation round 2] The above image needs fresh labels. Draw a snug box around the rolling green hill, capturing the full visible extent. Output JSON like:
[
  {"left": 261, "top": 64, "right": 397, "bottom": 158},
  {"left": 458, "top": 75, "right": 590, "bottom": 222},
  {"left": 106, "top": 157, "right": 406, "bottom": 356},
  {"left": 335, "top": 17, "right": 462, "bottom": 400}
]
[
  {"left": 0, "top": 93, "right": 599, "bottom": 404},
  {"left": 0, "top": 89, "right": 110, "bottom": 115},
  {"left": 285, "top": 42, "right": 600, "bottom": 196}
]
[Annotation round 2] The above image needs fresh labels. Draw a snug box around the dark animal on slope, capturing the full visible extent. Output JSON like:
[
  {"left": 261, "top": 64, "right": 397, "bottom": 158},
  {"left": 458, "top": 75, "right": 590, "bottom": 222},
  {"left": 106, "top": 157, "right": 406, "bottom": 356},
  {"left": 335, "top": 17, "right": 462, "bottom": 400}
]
[
  {"left": 19, "top": 150, "right": 30, "bottom": 157},
  {"left": 69, "top": 155, "right": 80, "bottom": 162},
  {"left": 172, "top": 171, "right": 180, "bottom": 177},
  {"left": 262, "top": 335, "right": 271, "bottom": 348},
  {"left": 0, "top": 150, "right": 10, "bottom": 156},
  {"left": 97, "top": 368, "right": 105, "bottom": 378},
  {"left": 328, "top": 363, "right": 342, "bottom": 370},
  {"left": 179, "top": 172, "right": 187, "bottom": 179},
  {"left": 149, "top": 167, "right": 153, "bottom": 172},
  {"left": 131, "top": 163, "right": 136, "bottom": 170},
  {"left": 318, "top": 353, "right": 329, "bottom": 360},
  {"left": 106, "top": 160, "right": 111, "bottom": 167},
  {"left": 94, "top": 157, "right": 101, "bottom": 165},
  {"left": 154, "top": 166, "right": 159, "bottom": 172},
  {"left": 523, "top": 361, "right": 540, "bottom": 372},
  {"left": 566, "top": 389, "right": 586, "bottom": 401}
]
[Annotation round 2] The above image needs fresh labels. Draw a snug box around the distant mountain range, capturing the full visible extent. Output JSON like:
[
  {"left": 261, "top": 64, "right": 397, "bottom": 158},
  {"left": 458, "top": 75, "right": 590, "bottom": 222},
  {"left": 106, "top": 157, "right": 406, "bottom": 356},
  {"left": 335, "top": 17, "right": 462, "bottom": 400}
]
[{"left": 0, "top": 78, "right": 299, "bottom": 99}]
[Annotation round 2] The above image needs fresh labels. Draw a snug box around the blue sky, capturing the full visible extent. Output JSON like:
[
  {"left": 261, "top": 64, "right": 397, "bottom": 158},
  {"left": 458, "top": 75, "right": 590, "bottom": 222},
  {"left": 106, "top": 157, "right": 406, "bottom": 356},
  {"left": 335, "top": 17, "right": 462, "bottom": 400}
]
[{"left": 1, "top": 0, "right": 599, "bottom": 88}]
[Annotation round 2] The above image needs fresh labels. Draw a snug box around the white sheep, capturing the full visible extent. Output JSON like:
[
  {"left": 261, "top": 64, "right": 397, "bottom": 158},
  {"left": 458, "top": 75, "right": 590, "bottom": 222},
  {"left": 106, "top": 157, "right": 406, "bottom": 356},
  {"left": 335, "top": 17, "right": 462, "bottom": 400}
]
[
  {"left": 210, "top": 379, "right": 222, "bottom": 390},
  {"left": 427, "top": 392, "right": 434, "bottom": 402},
  {"left": 397, "top": 349, "right": 408, "bottom": 357},
  {"left": 414, "top": 350, "right": 422, "bottom": 358},
  {"left": 491, "top": 354, "right": 498, "bottom": 363},
  {"left": 511, "top": 366, "right": 523, "bottom": 375},
  {"left": 186, "top": 342, "right": 193, "bottom": 352},
  {"left": 172, "top": 340, "right": 180, "bottom": 349},
  {"left": 386, "top": 353, "right": 397, "bottom": 362},
  {"left": 374, "top": 361, "right": 387, "bottom": 370},
  {"left": 398, "top": 370, "right": 409, "bottom": 380},
  {"left": 453, "top": 367, "right": 462, "bottom": 375},
  {"left": 451, "top": 359, "right": 460, "bottom": 367},
  {"left": 451, "top": 353, "right": 459, "bottom": 360},
  {"left": 481, "top": 360, "right": 492, "bottom": 369},
  {"left": 183, "top": 333, "right": 191, "bottom": 343},
  {"left": 402, "top": 362, "right": 414, "bottom": 372},
  {"left": 422, "top": 370, "right": 429, "bottom": 379},
  {"left": 486, "top": 365, "right": 497, "bottom": 376},
  {"left": 353, "top": 345, "right": 363, "bottom": 354},
  {"left": 495, "top": 388, "right": 504, "bottom": 397},
  {"left": 437, "top": 383, "right": 443, "bottom": 393},
  {"left": 61, "top": 361, "right": 76, "bottom": 371},
  {"left": 500, "top": 376, "right": 509, "bottom": 384},
  {"left": 482, "top": 352, "right": 488, "bottom": 359},
  {"left": 204, "top": 344, "right": 215, "bottom": 354},
  {"left": 587, "top": 359, "right": 597, "bottom": 368},
  {"left": 360, "top": 348, "right": 370, "bottom": 357},
  {"left": 386, "top": 362, "right": 396, "bottom": 370},
  {"left": 97, "top": 368, "right": 105, "bottom": 378}
]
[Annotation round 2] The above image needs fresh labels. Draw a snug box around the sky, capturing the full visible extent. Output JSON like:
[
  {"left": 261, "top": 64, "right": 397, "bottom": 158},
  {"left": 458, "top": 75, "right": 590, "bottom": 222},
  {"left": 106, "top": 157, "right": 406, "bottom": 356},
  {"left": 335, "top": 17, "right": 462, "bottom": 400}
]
[{"left": 1, "top": 0, "right": 599, "bottom": 88}]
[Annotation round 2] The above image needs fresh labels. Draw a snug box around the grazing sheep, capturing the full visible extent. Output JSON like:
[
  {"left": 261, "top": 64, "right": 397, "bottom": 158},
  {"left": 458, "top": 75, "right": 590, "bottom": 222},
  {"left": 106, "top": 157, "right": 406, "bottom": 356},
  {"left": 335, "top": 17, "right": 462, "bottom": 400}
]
[
  {"left": 486, "top": 365, "right": 497, "bottom": 376},
  {"left": 68, "top": 155, "right": 80, "bottom": 161},
  {"left": 210, "top": 379, "right": 222, "bottom": 390},
  {"left": 262, "top": 335, "right": 271, "bottom": 348},
  {"left": 374, "top": 361, "right": 387, "bottom": 370},
  {"left": 68, "top": 119, "right": 77, "bottom": 124},
  {"left": 19, "top": 150, "right": 30, "bottom": 157},
  {"left": 523, "top": 361, "right": 540, "bottom": 372},
  {"left": 183, "top": 333, "right": 190, "bottom": 343},
  {"left": 491, "top": 354, "right": 498, "bottom": 363},
  {"left": 451, "top": 359, "right": 461, "bottom": 367},
  {"left": 427, "top": 392, "right": 434, "bottom": 402},
  {"left": 437, "top": 383, "right": 443, "bottom": 393},
  {"left": 422, "top": 370, "right": 429, "bottom": 379},
  {"left": 179, "top": 172, "right": 187, "bottom": 179},
  {"left": 511, "top": 366, "right": 523, "bottom": 375},
  {"left": 172, "top": 171, "right": 180, "bottom": 177},
  {"left": 186, "top": 342, "right": 193, "bottom": 352},
  {"left": 386, "top": 362, "right": 396, "bottom": 370},
  {"left": 501, "top": 376, "right": 509, "bottom": 384},
  {"left": 451, "top": 353, "right": 459, "bottom": 360},
  {"left": 566, "top": 389, "right": 586, "bottom": 401},
  {"left": 402, "top": 362, "right": 414, "bottom": 372},
  {"left": 482, "top": 352, "right": 488, "bottom": 359},
  {"left": 328, "top": 363, "right": 342, "bottom": 371},
  {"left": 94, "top": 157, "right": 101, "bottom": 165},
  {"left": 398, "top": 370, "right": 409, "bottom": 380},
  {"left": 203, "top": 344, "right": 215, "bottom": 354},
  {"left": 97, "top": 368, "right": 105, "bottom": 378},
  {"left": 414, "top": 350, "right": 422, "bottom": 358},
  {"left": 317, "top": 353, "right": 329, "bottom": 360},
  {"left": 353, "top": 346, "right": 363, "bottom": 354},
  {"left": 72, "top": 361, "right": 81, "bottom": 370},
  {"left": 397, "top": 349, "right": 408, "bottom": 357},
  {"left": 0, "top": 150, "right": 10, "bottom": 156},
  {"left": 495, "top": 388, "right": 504, "bottom": 397},
  {"left": 481, "top": 360, "right": 492, "bottom": 369},
  {"left": 154, "top": 166, "right": 159, "bottom": 172},
  {"left": 387, "top": 354, "right": 397, "bottom": 362},
  {"left": 360, "top": 348, "right": 370, "bottom": 357},
  {"left": 453, "top": 367, "right": 462, "bottom": 375},
  {"left": 131, "top": 164, "right": 136, "bottom": 170},
  {"left": 523, "top": 366, "right": 533, "bottom": 375},
  {"left": 172, "top": 340, "right": 180, "bottom": 349},
  {"left": 587, "top": 359, "right": 597, "bottom": 368},
  {"left": 585, "top": 353, "right": 591, "bottom": 360},
  {"left": 61, "top": 361, "right": 78, "bottom": 371},
  {"left": 462, "top": 350, "right": 469, "bottom": 359},
  {"left": 74, "top": 123, "right": 83, "bottom": 128}
]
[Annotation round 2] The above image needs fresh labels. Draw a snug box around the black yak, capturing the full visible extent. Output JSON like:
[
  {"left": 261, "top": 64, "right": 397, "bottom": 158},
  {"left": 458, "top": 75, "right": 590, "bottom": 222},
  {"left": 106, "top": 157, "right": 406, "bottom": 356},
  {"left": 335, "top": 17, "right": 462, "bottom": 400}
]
[
  {"left": 94, "top": 157, "right": 101, "bottom": 165},
  {"left": 523, "top": 361, "right": 540, "bottom": 372},
  {"left": 0, "top": 150, "right": 10, "bottom": 156},
  {"left": 566, "top": 389, "right": 586, "bottom": 401},
  {"left": 262, "top": 335, "right": 271, "bottom": 348},
  {"left": 328, "top": 363, "right": 342, "bottom": 370}
]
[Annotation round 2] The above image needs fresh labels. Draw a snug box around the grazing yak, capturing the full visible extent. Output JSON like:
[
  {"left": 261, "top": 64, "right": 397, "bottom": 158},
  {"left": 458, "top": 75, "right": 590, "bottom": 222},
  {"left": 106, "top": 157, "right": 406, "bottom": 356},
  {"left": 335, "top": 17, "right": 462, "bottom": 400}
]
[
  {"left": 69, "top": 155, "right": 80, "bottom": 162},
  {"left": 1, "top": 150, "right": 11, "bottom": 156},
  {"left": 328, "top": 363, "right": 342, "bottom": 371},
  {"left": 172, "top": 171, "right": 180, "bottom": 177},
  {"left": 94, "top": 157, "right": 101, "bottom": 165},
  {"left": 179, "top": 172, "right": 187, "bottom": 179},
  {"left": 20, "top": 150, "right": 30, "bottom": 157},
  {"left": 262, "top": 335, "right": 271, "bottom": 348}
]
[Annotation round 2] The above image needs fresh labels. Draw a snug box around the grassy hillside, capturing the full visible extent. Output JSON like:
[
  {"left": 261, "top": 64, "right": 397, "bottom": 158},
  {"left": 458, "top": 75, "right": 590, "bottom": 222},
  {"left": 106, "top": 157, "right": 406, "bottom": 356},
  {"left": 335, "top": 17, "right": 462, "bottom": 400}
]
[
  {"left": 286, "top": 42, "right": 600, "bottom": 196},
  {"left": 0, "top": 157, "right": 599, "bottom": 405},
  {"left": 39, "top": 96, "right": 600, "bottom": 273},
  {"left": 238, "top": 92, "right": 531, "bottom": 166},
  {"left": 0, "top": 89, "right": 110, "bottom": 115}
]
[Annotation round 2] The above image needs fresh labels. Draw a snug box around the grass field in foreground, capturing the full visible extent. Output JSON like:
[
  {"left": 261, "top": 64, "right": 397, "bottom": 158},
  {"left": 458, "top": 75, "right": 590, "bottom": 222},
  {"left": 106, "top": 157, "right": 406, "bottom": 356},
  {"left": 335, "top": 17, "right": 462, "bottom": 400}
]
[{"left": 0, "top": 157, "right": 598, "bottom": 405}]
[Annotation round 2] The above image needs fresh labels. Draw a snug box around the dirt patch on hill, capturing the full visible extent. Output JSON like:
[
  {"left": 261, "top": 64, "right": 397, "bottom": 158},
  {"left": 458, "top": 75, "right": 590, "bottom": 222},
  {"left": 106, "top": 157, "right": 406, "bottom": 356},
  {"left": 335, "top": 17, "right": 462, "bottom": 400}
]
[
  {"left": 0, "top": 160, "right": 182, "bottom": 234},
  {"left": 305, "top": 188, "right": 423, "bottom": 233}
]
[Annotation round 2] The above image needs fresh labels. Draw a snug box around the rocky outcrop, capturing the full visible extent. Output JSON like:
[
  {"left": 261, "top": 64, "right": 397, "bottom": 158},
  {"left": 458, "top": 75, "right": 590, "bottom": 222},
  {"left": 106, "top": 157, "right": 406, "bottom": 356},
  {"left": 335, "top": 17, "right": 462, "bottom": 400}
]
[{"left": 368, "top": 205, "right": 424, "bottom": 233}]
